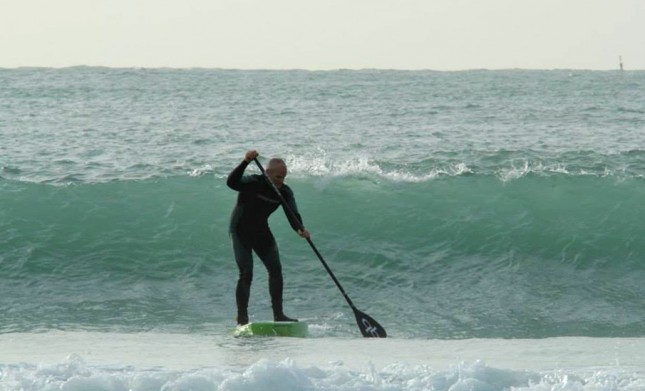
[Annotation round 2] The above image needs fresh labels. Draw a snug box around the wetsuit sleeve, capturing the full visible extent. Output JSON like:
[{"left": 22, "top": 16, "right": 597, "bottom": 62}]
[
  {"left": 282, "top": 186, "right": 304, "bottom": 232},
  {"left": 226, "top": 160, "right": 257, "bottom": 191}
]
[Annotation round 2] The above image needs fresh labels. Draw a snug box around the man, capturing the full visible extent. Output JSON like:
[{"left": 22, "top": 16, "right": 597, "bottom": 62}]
[{"left": 227, "top": 150, "right": 310, "bottom": 325}]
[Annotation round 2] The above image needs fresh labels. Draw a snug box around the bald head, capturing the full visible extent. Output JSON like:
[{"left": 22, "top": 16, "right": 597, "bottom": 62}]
[
  {"left": 267, "top": 158, "right": 286, "bottom": 170},
  {"left": 266, "top": 158, "right": 287, "bottom": 187}
]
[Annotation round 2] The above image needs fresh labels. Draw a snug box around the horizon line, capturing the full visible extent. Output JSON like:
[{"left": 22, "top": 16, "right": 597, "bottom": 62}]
[{"left": 1, "top": 65, "right": 641, "bottom": 72}]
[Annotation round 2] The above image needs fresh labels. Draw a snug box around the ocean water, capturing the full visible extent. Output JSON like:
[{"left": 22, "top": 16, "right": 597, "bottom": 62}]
[{"left": 1, "top": 67, "right": 645, "bottom": 390}]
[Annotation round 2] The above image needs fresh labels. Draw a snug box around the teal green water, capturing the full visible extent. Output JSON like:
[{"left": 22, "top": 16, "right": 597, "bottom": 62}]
[
  {"left": 2, "top": 173, "right": 644, "bottom": 337},
  {"left": 1, "top": 68, "right": 645, "bottom": 338}
]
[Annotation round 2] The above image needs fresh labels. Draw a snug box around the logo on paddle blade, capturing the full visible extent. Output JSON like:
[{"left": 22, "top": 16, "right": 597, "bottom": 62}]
[{"left": 361, "top": 318, "right": 381, "bottom": 337}]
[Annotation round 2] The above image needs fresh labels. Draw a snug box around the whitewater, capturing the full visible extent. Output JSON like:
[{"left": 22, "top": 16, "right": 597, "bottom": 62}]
[{"left": 1, "top": 67, "right": 645, "bottom": 390}]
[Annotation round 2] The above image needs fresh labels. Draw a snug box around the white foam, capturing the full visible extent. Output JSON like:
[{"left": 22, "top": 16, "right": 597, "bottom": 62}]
[
  {"left": 188, "top": 164, "right": 214, "bottom": 177},
  {"left": 2, "top": 354, "right": 644, "bottom": 391},
  {"left": 2, "top": 332, "right": 645, "bottom": 391},
  {"left": 284, "top": 153, "right": 473, "bottom": 183}
]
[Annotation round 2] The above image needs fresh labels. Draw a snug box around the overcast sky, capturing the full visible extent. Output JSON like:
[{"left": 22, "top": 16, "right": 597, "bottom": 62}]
[{"left": 2, "top": 0, "right": 644, "bottom": 70}]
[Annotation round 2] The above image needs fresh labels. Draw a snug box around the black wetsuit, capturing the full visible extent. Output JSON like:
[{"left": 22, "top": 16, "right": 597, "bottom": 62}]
[{"left": 226, "top": 160, "right": 303, "bottom": 323}]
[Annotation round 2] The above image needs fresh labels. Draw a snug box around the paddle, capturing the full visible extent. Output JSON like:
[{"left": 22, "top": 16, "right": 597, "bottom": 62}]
[{"left": 254, "top": 158, "right": 387, "bottom": 338}]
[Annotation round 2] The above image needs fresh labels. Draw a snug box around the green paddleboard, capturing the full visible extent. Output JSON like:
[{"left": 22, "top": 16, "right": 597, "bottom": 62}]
[{"left": 233, "top": 321, "right": 308, "bottom": 337}]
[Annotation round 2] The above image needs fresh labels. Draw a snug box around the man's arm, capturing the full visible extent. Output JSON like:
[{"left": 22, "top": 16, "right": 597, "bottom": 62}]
[
  {"left": 226, "top": 160, "right": 251, "bottom": 191},
  {"left": 226, "top": 150, "right": 259, "bottom": 191},
  {"left": 282, "top": 186, "right": 310, "bottom": 239}
]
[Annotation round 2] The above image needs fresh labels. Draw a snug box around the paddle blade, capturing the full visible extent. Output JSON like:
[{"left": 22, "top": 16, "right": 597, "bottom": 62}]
[{"left": 354, "top": 309, "right": 387, "bottom": 338}]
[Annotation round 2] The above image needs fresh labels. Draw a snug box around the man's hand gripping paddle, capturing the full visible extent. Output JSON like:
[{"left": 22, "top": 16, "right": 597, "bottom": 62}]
[{"left": 253, "top": 158, "right": 387, "bottom": 338}]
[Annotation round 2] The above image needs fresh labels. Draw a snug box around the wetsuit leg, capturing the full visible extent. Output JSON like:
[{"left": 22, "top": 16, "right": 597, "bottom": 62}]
[
  {"left": 255, "top": 241, "right": 284, "bottom": 318},
  {"left": 231, "top": 234, "right": 253, "bottom": 325}
]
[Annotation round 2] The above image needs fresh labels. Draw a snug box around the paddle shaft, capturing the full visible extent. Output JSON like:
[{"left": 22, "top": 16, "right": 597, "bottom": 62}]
[{"left": 252, "top": 158, "right": 358, "bottom": 311}]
